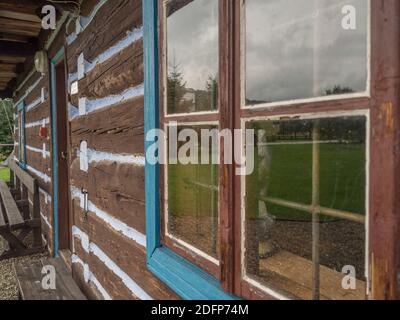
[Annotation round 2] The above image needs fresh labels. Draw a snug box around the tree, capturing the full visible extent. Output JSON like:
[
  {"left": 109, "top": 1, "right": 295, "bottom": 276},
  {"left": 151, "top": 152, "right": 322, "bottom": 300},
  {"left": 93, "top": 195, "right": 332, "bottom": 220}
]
[
  {"left": 167, "top": 61, "right": 186, "bottom": 113},
  {"left": 0, "top": 99, "right": 13, "bottom": 161},
  {"left": 325, "top": 85, "right": 354, "bottom": 96},
  {"left": 205, "top": 75, "right": 218, "bottom": 111}
]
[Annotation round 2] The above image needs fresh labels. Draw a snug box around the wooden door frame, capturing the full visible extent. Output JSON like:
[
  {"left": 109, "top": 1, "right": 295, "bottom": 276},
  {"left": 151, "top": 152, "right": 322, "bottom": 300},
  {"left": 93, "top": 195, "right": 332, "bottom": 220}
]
[{"left": 50, "top": 46, "right": 73, "bottom": 256}]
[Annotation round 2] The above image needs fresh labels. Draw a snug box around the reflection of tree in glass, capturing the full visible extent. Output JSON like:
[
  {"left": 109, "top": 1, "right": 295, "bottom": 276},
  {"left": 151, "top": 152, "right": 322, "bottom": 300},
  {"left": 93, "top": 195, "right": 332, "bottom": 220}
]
[
  {"left": 167, "top": 66, "right": 218, "bottom": 113},
  {"left": 167, "top": 61, "right": 186, "bottom": 114},
  {"left": 325, "top": 85, "right": 354, "bottom": 96}
]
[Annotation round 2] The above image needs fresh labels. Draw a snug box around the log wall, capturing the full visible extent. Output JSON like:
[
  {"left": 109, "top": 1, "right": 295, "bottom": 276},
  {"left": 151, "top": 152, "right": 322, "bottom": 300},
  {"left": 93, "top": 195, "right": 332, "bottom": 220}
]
[
  {"left": 11, "top": 0, "right": 178, "bottom": 300},
  {"left": 65, "top": 0, "right": 177, "bottom": 300}
]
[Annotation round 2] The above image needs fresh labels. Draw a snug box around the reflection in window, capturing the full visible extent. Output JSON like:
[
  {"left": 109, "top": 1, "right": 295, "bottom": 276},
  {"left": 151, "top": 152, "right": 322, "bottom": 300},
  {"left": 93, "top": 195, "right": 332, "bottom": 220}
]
[
  {"left": 166, "top": 0, "right": 218, "bottom": 114},
  {"left": 166, "top": 125, "right": 219, "bottom": 260},
  {"left": 244, "top": 116, "right": 367, "bottom": 300},
  {"left": 245, "top": 0, "right": 368, "bottom": 105}
]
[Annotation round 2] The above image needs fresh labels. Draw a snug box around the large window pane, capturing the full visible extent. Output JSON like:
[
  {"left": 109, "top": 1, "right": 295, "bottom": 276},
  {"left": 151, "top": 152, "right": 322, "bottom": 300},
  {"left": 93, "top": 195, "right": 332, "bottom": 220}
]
[
  {"left": 245, "top": 0, "right": 369, "bottom": 106},
  {"left": 166, "top": 0, "right": 219, "bottom": 114},
  {"left": 244, "top": 115, "right": 367, "bottom": 300},
  {"left": 166, "top": 125, "right": 219, "bottom": 260}
]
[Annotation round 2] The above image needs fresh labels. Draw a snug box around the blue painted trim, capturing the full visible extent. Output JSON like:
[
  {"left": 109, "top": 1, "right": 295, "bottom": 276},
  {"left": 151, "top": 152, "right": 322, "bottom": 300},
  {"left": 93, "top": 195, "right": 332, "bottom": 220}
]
[
  {"left": 17, "top": 101, "right": 27, "bottom": 170},
  {"left": 50, "top": 47, "right": 65, "bottom": 257},
  {"left": 143, "top": 0, "right": 237, "bottom": 300}
]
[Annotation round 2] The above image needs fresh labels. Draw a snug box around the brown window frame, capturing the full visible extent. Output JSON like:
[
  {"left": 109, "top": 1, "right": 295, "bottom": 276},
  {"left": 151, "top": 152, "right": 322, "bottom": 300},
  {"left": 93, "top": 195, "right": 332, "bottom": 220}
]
[{"left": 158, "top": 0, "right": 400, "bottom": 300}]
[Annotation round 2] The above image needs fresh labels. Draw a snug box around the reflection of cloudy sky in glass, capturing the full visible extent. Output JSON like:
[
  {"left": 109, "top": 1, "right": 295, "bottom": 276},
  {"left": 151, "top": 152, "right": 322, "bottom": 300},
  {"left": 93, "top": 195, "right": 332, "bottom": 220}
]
[
  {"left": 167, "top": 0, "right": 218, "bottom": 91},
  {"left": 246, "top": 0, "right": 368, "bottom": 104}
]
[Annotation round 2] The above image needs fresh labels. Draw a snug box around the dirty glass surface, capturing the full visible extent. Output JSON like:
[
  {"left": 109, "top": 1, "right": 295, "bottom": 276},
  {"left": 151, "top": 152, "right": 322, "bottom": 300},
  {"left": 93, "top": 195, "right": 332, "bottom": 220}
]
[
  {"left": 166, "top": 125, "right": 219, "bottom": 261},
  {"left": 244, "top": 116, "right": 367, "bottom": 300},
  {"left": 245, "top": 0, "right": 369, "bottom": 105},
  {"left": 166, "top": 0, "right": 219, "bottom": 114}
]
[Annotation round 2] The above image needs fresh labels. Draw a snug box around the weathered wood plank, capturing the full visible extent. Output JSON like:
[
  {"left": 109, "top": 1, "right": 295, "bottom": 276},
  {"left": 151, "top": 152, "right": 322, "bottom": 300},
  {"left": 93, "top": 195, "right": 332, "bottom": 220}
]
[
  {"left": 70, "top": 96, "right": 144, "bottom": 155},
  {"left": 8, "top": 159, "right": 35, "bottom": 193},
  {"left": 68, "top": 0, "right": 142, "bottom": 74},
  {"left": 73, "top": 40, "right": 143, "bottom": 103},
  {"left": 0, "top": 180, "right": 24, "bottom": 228},
  {"left": 70, "top": 160, "right": 145, "bottom": 235},
  {"left": 42, "top": 258, "right": 87, "bottom": 300},
  {"left": 25, "top": 100, "right": 50, "bottom": 124},
  {"left": 13, "top": 258, "right": 87, "bottom": 300}
]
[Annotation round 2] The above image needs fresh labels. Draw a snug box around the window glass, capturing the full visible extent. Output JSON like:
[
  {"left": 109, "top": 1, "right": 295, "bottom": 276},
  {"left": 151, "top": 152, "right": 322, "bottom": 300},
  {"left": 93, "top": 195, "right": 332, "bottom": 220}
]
[
  {"left": 245, "top": 0, "right": 369, "bottom": 106},
  {"left": 166, "top": 125, "right": 219, "bottom": 261},
  {"left": 166, "top": 0, "right": 219, "bottom": 114},
  {"left": 244, "top": 116, "right": 367, "bottom": 300}
]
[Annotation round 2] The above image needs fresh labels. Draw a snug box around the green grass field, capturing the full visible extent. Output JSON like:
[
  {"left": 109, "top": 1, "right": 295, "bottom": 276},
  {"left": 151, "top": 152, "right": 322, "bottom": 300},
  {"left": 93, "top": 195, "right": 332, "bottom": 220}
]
[
  {"left": 168, "top": 142, "right": 366, "bottom": 223},
  {"left": 0, "top": 168, "right": 10, "bottom": 182},
  {"left": 247, "top": 142, "right": 366, "bottom": 221}
]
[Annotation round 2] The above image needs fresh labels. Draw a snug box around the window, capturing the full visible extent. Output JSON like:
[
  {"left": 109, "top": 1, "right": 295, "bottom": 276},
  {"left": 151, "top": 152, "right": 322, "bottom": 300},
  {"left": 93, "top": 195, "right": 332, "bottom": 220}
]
[
  {"left": 160, "top": 0, "right": 221, "bottom": 277},
  {"left": 244, "top": 0, "right": 369, "bottom": 107},
  {"left": 17, "top": 102, "right": 26, "bottom": 169},
  {"left": 144, "top": 0, "right": 393, "bottom": 301},
  {"left": 243, "top": 114, "right": 368, "bottom": 300}
]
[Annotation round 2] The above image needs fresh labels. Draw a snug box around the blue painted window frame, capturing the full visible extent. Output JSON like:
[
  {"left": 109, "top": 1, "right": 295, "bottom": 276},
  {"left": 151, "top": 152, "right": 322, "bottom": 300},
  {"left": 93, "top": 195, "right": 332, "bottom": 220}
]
[
  {"left": 17, "top": 101, "right": 27, "bottom": 169},
  {"left": 143, "top": 0, "right": 236, "bottom": 300},
  {"left": 50, "top": 47, "right": 65, "bottom": 257}
]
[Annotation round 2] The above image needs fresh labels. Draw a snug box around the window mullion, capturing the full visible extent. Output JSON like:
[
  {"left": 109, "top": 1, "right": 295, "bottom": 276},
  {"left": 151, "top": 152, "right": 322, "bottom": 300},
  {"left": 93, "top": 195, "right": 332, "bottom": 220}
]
[{"left": 311, "top": 120, "right": 321, "bottom": 300}]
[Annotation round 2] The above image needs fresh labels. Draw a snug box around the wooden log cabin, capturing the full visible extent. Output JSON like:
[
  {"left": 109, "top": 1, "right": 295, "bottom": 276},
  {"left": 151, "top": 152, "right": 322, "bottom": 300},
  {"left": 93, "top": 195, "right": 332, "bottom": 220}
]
[{"left": 0, "top": 0, "right": 399, "bottom": 300}]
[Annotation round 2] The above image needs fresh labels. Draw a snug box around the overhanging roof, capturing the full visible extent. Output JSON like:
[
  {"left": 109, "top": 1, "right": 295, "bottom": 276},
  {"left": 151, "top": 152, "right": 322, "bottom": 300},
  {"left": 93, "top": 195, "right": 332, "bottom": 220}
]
[{"left": 0, "top": 0, "right": 80, "bottom": 99}]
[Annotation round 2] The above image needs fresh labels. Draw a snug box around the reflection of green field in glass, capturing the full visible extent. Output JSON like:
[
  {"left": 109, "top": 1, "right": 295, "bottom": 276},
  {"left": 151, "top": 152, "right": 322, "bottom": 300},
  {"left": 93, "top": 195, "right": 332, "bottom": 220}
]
[
  {"left": 246, "top": 143, "right": 366, "bottom": 221},
  {"left": 168, "top": 163, "right": 218, "bottom": 218},
  {"left": 168, "top": 164, "right": 218, "bottom": 217},
  {"left": 167, "top": 162, "right": 219, "bottom": 258}
]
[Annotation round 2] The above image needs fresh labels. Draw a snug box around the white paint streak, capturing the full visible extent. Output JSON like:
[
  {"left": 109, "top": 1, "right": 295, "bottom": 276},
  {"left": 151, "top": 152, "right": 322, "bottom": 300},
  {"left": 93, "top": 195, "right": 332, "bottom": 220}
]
[
  {"left": 25, "top": 118, "right": 49, "bottom": 128},
  {"left": 39, "top": 188, "right": 51, "bottom": 204},
  {"left": 67, "top": 0, "right": 108, "bottom": 45},
  {"left": 87, "top": 149, "right": 145, "bottom": 166},
  {"left": 85, "top": 27, "right": 143, "bottom": 75},
  {"left": 72, "top": 226, "right": 90, "bottom": 253},
  {"left": 26, "top": 97, "right": 42, "bottom": 112},
  {"left": 70, "top": 186, "right": 146, "bottom": 248},
  {"left": 69, "top": 103, "right": 79, "bottom": 120},
  {"left": 90, "top": 242, "right": 153, "bottom": 300},
  {"left": 27, "top": 165, "right": 51, "bottom": 183},
  {"left": 84, "top": 84, "right": 144, "bottom": 115},
  {"left": 15, "top": 76, "right": 43, "bottom": 106},
  {"left": 26, "top": 145, "right": 50, "bottom": 158},
  {"left": 41, "top": 212, "right": 52, "bottom": 230},
  {"left": 71, "top": 254, "right": 112, "bottom": 300}
]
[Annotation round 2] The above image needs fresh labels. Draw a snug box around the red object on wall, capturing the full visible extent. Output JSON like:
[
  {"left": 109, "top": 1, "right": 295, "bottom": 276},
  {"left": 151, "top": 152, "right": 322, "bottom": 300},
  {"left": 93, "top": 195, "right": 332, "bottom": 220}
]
[{"left": 39, "top": 127, "right": 47, "bottom": 137}]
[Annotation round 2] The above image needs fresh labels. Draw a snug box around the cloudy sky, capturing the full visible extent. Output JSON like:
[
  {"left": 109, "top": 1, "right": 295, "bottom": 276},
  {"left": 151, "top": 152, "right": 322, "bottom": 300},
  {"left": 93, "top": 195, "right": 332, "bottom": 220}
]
[
  {"left": 167, "top": 0, "right": 218, "bottom": 91},
  {"left": 166, "top": 0, "right": 368, "bottom": 104}
]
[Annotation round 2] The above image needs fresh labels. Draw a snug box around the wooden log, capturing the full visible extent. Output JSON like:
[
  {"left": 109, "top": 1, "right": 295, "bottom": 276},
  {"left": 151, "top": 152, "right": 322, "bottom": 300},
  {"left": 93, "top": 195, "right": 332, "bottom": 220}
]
[
  {"left": 70, "top": 96, "right": 144, "bottom": 155},
  {"left": 67, "top": 0, "right": 142, "bottom": 74},
  {"left": 70, "top": 159, "right": 145, "bottom": 235},
  {"left": 74, "top": 204, "right": 179, "bottom": 300}
]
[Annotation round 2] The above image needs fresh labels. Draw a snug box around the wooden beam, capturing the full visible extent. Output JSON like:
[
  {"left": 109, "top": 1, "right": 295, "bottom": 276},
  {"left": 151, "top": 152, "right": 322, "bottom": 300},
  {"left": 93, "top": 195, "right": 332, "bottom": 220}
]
[
  {"left": 0, "top": 33, "right": 31, "bottom": 43},
  {"left": 0, "top": 16, "right": 41, "bottom": 29},
  {"left": 0, "top": 9, "right": 41, "bottom": 23},
  {"left": 0, "top": 62, "right": 17, "bottom": 72},
  {"left": 0, "top": 26, "right": 40, "bottom": 38},
  {"left": 0, "top": 72, "right": 16, "bottom": 78},
  {"left": 0, "top": 55, "right": 26, "bottom": 63}
]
